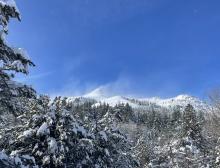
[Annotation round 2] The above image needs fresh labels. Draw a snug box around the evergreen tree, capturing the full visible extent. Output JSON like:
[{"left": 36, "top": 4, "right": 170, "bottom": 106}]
[
  {"left": 90, "top": 110, "right": 138, "bottom": 168},
  {"left": 167, "top": 104, "right": 208, "bottom": 167},
  {"left": 0, "top": 97, "right": 138, "bottom": 168},
  {"left": 182, "top": 104, "right": 204, "bottom": 148},
  {"left": 0, "top": 0, "right": 36, "bottom": 126},
  {"left": 1, "top": 97, "right": 94, "bottom": 167},
  {"left": 171, "top": 105, "right": 182, "bottom": 126}
]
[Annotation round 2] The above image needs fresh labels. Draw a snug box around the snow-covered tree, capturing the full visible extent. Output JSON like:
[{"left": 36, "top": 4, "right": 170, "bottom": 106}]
[
  {"left": 2, "top": 97, "right": 94, "bottom": 167},
  {"left": 167, "top": 104, "right": 209, "bottom": 167},
  {"left": 91, "top": 111, "right": 138, "bottom": 168},
  {"left": 133, "top": 135, "right": 153, "bottom": 168},
  {"left": 0, "top": 97, "right": 138, "bottom": 168},
  {"left": 0, "top": 0, "right": 35, "bottom": 126},
  {"left": 182, "top": 104, "right": 205, "bottom": 149}
]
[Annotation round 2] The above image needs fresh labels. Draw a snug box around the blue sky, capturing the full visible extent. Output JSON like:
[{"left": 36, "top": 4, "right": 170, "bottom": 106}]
[{"left": 8, "top": 0, "right": 220, "bottom": 98}]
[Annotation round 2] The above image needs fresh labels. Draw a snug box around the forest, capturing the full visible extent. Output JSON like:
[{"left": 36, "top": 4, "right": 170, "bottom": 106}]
[{"left": 1, "top": 1, "right": 220, "bottom": 168}]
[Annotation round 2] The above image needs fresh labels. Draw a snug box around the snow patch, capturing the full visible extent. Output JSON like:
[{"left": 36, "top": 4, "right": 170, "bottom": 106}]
[
  {"left": 0, "top": 150, "right": 8, "bottom": 160},
  {"left": 37, "top": 122, "right": 50, "bottom": 136},
  {"left": 99, "top": 131, "right": 108, "bottom": 141},
  {"left": 48, "top": 138, "right": 58, "bottom": 154}
]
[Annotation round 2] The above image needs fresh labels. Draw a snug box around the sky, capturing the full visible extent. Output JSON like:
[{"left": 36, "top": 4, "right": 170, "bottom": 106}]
[{"left": 8, "top": 0, "right": 220, "bottom": 98}]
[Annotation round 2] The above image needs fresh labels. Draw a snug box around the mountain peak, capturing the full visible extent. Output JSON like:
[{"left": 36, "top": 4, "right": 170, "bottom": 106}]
[{"left": 175, "top": 94, "right": 194, "bottom": 100}]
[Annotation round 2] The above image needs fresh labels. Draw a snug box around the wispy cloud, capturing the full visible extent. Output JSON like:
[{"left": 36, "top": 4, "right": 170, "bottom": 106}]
[
  {"left": 82, "top": 72, "right": 189, "bottom": 99},
  {"left": 47, "top": 76, "right": 97, "bottom": 98},
  {"left": 16, "top": 71, "right": 53, "bottom": 83},
  {"left": 92, "top": 77, "right": 134, "bottom": 97},
  {"left": 48, "top": 73, "right": 179, "bottom": 98}
]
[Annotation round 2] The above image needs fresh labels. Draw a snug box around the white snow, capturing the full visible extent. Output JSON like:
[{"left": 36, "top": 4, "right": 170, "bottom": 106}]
[
  {"left": 14, "top": 156, "right": 22, "bottom": 166},
  {"left": 216, "top": 156, "right": 220, "bottom": 164},
  {"left": 77, "top": 125, "right": 87, "bottom": 136},
  {"left": 0, "top": 150, "right": 8, "bottom": 160},
  {"left": 97, "top": 96, "right": 137, "bottom": 107},
  {"left": 99, "top": 131, "right": 108, "bottom": 141},
  {"left": 72, "top": 123, "right": 87, "bottom": 137},
  {"left": 0, "top": 0, "right": 20, "bottom": 15},
  {"left": 42, "top": 155, "right": 50, "bottom": 165},
  {"left": 10, "top": 150, "right": 19, "bottom": 156},
  {"left": 11, "top": 60, "right": 24, "bottom": 70},
  {"left": 37, "top": 122, "right": 50, "bottom": 136},
  {"left": 18, "top": 129, "right": 34, "bottom": 138},
  {"left": 104, "top": 148, "right": 110, "bottom": 156},
  {"left": 48, "top": 138, "right": 58, "bottom": 154},
  {"left": 0, "top": 0, "right": 16, "bottom": 7}
]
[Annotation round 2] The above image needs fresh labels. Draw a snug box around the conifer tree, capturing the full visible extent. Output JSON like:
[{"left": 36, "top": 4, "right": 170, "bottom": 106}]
[
  {"left": 182, "top": 104, "right": 204, "bottom": 148},
  {"left": 0, "top": 0, "right": 35, "bottom": 125}
]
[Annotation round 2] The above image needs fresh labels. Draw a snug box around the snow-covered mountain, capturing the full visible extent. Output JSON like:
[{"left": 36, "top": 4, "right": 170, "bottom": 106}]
[{"left": 67, "top": 87, "right": 211, "bottom": 112}]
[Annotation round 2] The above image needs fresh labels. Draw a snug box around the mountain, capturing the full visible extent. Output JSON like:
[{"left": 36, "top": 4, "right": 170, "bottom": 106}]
[{"left": 67, "top": 87, "right": 211, "bottom": 112}]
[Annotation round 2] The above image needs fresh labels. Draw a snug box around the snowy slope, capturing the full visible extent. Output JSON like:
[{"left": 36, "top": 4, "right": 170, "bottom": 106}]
[
  {"left": 140, "top": 94, "right": 209, "bottom": 111},
  {"left": 67, "top": 87, "right": 210, "bottom": 112}
]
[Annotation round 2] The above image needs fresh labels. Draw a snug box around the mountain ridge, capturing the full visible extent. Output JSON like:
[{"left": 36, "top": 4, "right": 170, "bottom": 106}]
[{"left": 66, "top": 87, "right": 211, "bottom": 112}]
